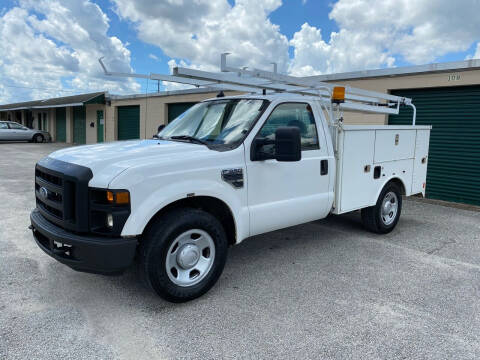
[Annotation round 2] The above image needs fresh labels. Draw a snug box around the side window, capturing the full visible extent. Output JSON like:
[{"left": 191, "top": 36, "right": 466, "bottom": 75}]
[
  {"left": 0, "top": 122, "right": 8, "bottom": 129},
  {"left": 8, "top": 122, "right": 23, "bottom": 129},
  {"left": 257, "top": 103, "right": 319, "bottom": 152}
]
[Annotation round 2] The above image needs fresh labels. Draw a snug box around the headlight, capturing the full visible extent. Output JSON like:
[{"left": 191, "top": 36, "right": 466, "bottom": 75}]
[{"left": 89, "top": 188, "right": 131, "bottom": 236}]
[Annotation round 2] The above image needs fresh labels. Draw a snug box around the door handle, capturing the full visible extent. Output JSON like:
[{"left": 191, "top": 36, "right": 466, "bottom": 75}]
[{"left": 320, "top": 160, "right": 328, "bottom": 175}]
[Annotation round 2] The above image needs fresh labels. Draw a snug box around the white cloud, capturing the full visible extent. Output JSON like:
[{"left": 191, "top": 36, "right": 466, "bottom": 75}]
[
  {"left": 112, "top": 0, "right": 289, "bottom": 72},
  {"left": 3, "top": 0, "right": 480, "bottom": 104},
  {"left": 0, "top": 0, "right": 139, "bottom": 103},
  {"left": 472, "top": 43, "right": 480, "bottom": 59},
  {"left": 290, "top": 0, "right": 480, "bottom": 75}
]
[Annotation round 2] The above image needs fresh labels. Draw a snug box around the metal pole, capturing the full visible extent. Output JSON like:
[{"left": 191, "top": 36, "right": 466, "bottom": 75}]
[{"left": 409, "top": 103, "right": 417, "bottom": 126}]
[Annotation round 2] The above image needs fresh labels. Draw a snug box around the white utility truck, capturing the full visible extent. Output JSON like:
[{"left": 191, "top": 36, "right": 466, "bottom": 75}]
[{"left": 30, "top": 55, "right": 431, "bottom": 302}]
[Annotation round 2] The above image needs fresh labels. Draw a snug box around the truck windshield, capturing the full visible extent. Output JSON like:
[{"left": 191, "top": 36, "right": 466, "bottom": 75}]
[{"left": 158, "top": 99, "right": 269, "bottom": 149}]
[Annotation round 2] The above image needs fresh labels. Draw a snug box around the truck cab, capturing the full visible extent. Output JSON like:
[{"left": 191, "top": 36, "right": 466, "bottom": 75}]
[{"left": 31, "top": 61, "right": 430, "bottom": 302}]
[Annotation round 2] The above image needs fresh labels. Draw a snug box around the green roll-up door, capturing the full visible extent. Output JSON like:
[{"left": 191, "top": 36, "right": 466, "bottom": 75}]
[
  {"left": 389, "top": 86, "right": 480, "bottom": 206},
  {"left": 168, "top": 102, "right": 197, "bottom": 123},
  {"left": 55, "top": 108, "right": 66, "bottom": 142},
  {"left": 117, "top": 106, "right": 140, "bottom": 140},
  {"left": 73, "top": 106, "right": 86, "bottom": 144}
]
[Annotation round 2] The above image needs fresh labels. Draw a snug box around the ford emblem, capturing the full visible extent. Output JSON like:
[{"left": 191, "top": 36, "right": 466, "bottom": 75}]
[{"left": 40, "top": 187, "right": 49, "bottom": 199}]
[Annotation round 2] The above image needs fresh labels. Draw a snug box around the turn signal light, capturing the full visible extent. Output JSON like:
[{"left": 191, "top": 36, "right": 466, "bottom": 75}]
[
  {"left": 106, "top": 190, "right": 130, "bottom": 204},
  {"left": 332, "top": 86, "right": 345, "bottom": 104},
  {"left": 116, "top": 191, "right": 130, "bottom": 204}
]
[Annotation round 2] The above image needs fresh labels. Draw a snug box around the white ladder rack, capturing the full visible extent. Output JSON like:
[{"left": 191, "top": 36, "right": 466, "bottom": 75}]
[{"left": 99, "top": 54, "right": 416, "bottom": 124}]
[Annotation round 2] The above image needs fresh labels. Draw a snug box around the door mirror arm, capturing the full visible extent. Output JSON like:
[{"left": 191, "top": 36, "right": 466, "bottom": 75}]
[{"left": 250, "top": 138, "right": 275, "bottom": 161}]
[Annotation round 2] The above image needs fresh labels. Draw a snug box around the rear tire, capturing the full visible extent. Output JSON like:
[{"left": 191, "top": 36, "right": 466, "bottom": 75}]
[
  {"left": 33, "top": 134, "right": 44, "bottom": 143},
  {"left": 361, "top": 182, "right": 402, "bottom": 234},
  {"left": 138, "top": 208, "right": 228, "bottom": 303}
]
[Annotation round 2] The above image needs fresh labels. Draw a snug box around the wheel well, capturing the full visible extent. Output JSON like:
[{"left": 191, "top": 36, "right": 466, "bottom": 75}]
[
  {"left": 144, "top": 196, "right": 236, "bottom": 246},
  {"left": 387, "top": 178, "right": 406, "bottom": 195}
]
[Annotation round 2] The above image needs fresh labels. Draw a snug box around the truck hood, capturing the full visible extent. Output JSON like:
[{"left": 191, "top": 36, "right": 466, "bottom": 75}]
[{"left": 48, "top": 140, "right": 211, "bottom": 188}]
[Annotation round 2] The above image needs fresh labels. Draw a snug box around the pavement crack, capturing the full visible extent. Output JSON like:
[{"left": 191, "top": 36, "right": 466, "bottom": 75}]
[{"left": 426, "top": 238, "right": 457, "bottom": 255}]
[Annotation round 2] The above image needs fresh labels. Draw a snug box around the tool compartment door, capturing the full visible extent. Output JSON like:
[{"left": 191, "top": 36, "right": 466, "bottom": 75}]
[
  {"left": 374, "top": 129, "right": 416, "bottom": 163},
  {"left": 337, "top": 130, "right": 377, "bottom": 212},
  {"left": 412, "top": 129, "right": 430, "bottom": 195}
]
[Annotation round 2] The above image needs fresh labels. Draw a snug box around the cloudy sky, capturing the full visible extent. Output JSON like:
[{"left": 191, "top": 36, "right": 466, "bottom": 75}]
[{"left": 1, "top": 0, "right": 480, "bottom": 103}]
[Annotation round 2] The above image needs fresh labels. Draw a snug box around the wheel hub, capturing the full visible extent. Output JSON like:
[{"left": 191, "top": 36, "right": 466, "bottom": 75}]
[
  {"left": 176, "top": 244, "right": 200, "bottom": 269},
  {"left": 381, "top": 191, "right": 398, "bottom": 226},
  {"left": 166, "top": 229, "right": 216, "bottom": 287}
]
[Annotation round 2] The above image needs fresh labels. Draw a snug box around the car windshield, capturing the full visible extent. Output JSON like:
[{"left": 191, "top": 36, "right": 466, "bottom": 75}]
[{"left": 158, "top": 99, "right": 268, "bottom": 148}]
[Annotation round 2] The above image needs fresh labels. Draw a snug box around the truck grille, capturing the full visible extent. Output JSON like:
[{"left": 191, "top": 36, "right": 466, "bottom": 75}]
[
  {"left": 35, "top": 168, "right": 66, "bottom": 220},
  {"left": 35, "top": 158, "right": 92, "bottom": 233}
]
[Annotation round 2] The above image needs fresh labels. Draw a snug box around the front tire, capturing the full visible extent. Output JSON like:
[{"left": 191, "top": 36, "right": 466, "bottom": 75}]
[
  {"left": 361, "top": 182, "right": 402, "bottom": 234},
  {"left": 138, "top": 208, "right": 228, "bottom": 302},
  {"left": 33, "top": 134, "right": 44, "bottom": 143}
]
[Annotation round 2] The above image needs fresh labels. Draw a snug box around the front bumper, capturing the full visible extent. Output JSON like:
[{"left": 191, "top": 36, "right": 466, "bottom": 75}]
[{"left": 30, "top": 208, "right": 137, "bottom": 275}]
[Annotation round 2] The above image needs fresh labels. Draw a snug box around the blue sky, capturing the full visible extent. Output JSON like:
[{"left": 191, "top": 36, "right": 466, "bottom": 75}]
[{"left": 1, "top": 0, "right": 479, "bottom": 102}]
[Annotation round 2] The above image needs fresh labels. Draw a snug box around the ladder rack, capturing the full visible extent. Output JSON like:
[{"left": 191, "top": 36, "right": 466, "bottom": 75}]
[{"left": 99, "top": 54, "right": 417, "bottom": 124}]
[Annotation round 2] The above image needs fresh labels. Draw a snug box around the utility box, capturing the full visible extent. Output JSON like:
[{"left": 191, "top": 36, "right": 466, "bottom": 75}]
[{"left": 334, "top": 125, "right": 432, "bottom": 214}]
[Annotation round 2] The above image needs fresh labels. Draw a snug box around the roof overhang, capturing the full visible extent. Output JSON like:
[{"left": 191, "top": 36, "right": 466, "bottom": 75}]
[
  {"left": 304, "top": 59, "right": 480, "bottom": 82},
  {"left": 32, "top": 103, "right": 84, "bottom": 109},
  {"left": 0, "top": 93, "right": 105, "bottom": 111}
]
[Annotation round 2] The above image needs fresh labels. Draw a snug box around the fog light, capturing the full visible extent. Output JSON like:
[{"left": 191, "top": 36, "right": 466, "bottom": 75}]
[{"left": 106, "top": 214, "right": 113, "bottom": 228}]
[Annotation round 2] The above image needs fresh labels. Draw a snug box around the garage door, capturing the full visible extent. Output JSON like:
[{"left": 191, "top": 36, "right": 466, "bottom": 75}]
[
  {"left": 73, "top": 106, "right": 86, "bottom": 144},
  {"left": 118, "top": 106, "right": 140, "bottom": 140},
  {"left": 55, "top": 108, "right": 66, "bottom": 142},
  {"left": 389, "top": 86, "right": 480, "bottom": 206},
  {"left": 168, "top": 102, "right": 197, "bottom": 123}
]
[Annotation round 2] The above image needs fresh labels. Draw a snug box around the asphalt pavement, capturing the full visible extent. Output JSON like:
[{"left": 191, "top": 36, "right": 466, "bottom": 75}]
[{"left": 1, "top": 142, "right": 480, "bottom": 360}]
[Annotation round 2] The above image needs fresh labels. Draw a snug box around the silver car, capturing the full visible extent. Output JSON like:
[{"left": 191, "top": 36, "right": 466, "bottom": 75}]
[{"left": 0, "top": 121, "right": 51, "bottom": 142}]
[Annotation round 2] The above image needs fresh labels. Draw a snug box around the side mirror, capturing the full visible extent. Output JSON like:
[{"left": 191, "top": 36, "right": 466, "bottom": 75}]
[
  {"left": 250, "top": 126, "right": 301, "bottom": 162},
  {"left": 274, "top": 127, "right": 301, "bottom": 162}
]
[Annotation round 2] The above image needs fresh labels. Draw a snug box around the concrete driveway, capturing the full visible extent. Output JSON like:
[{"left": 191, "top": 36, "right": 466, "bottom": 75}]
[{"left": 1, "top": 142, "right": 480, "bottom": 360}]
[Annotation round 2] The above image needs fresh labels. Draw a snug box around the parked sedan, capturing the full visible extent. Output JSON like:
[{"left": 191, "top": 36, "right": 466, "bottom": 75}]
[{"left": 0, "top": 121, "right": 51, "bottom": 142}]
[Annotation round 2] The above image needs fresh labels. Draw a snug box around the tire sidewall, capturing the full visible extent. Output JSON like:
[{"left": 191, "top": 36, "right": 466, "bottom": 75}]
[
  {"left": 375, "top": 183, "right": 402, "bottom": 233},
  {"left": 34, "top": 134, "right": 44, "bottom": 143},
  {"left": 143, "top": 209, "right": 228, "bottom": 302}
]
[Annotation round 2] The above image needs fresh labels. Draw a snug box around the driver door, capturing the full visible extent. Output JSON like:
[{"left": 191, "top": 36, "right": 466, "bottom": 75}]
[{"left": 246, "top": 102, "right": 331, "bottom": 236}]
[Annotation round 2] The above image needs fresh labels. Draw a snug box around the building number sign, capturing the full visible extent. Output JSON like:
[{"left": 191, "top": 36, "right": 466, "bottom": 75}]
[{"left": 448, "top": 74, "right": 461, "bottom": 82}]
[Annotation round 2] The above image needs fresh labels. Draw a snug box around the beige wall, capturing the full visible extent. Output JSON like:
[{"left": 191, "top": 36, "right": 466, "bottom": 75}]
[
  {"left": 48, "top": 108, "right": 56, "bottom": 140},
  {"left": 65, "top": 106, "right": 73, "bottom": 143},
  {"left": 106, "top": 91, "right": 241, "bottom": 142},
  {"left": 331, "top": 68, "right": 480, "bottom": 125}
]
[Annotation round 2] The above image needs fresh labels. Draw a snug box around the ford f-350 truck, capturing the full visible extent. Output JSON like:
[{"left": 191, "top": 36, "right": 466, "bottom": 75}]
[{"left": 30, "top": 61, "right": 431, "bottom": 302}]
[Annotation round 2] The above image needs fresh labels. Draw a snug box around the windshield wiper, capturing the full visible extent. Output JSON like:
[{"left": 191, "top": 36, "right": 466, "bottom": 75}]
[{"left": 169, "top": 135, "right": 209, "bottom": 146}]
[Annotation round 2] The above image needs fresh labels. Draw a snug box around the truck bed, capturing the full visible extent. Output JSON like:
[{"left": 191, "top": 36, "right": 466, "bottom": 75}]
[{"left": 333, "top": 125, "right": 431, "bottom": 214}]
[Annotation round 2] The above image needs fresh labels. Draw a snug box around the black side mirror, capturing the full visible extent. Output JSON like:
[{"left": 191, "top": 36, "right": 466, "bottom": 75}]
[
  {"left": 274, "top": 127, "right": 301, "bottom": 162},
  {"left": 250, "top": 126, "right": 301, "bottom": 162}
]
